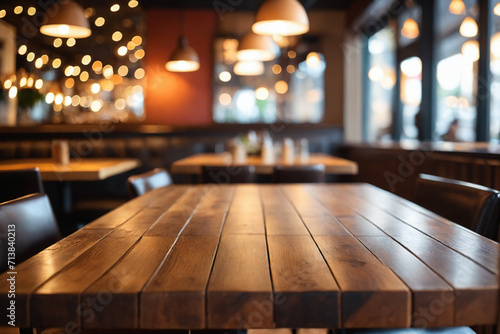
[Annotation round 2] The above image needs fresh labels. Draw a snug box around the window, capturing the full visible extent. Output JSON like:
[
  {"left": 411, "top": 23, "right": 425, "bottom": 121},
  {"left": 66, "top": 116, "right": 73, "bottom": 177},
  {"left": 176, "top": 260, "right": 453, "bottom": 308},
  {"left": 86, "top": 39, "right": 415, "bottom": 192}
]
[
  {"left": 366, "top": 26, "right": 396, "bottom": 141},
  {"left": 213, "top": 37, "right": 325, "bottom": 124}
]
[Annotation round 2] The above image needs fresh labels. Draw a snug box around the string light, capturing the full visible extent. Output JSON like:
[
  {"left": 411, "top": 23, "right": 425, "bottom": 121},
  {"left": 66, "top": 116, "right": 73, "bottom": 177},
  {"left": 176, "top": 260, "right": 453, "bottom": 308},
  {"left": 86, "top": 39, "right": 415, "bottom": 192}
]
[
  {"left": 9, "top": 86, "right": 17, "bottom": 99},
  {"left": 18, "top": 45, "right": 27, "bottom": 55},
  {"left": 91, "top": 99, "right": 103, "bottom": 112},
  {"left": 27, "top": 7, "right": 36, "bottom": 16},
  {"left": 52, "top": 58, "right": 62, "bottom": 68},
  {"left": 53, "top": 38, "right": 62, "bottom": 48},
  {"left": 95, "top": 17, "right": 105, "bottom": 27},
  {"left": 128, "top": 0, "right": 139, "bottom": 8},
  {"left": 14, "top": 6, "right": 23, "bottom": 14},
  {"left": 134, "top": 68, "right": 145, "bottom": 79},
  {"left": 219, "top": 71, "right": 231, "bottom": 82},
  {"left": 27, "top": 77, "right": 34, "bottom": 88},
  {"left": 65, "top": 78, "right": 75, "bottom": 89},
  {"left": 27, "top": 52, "right": 35, "bottom": 62},
  {"left": 45, "top": 92, "right": 55, "bottom": 104},
  {"left": 401, "top": 18, "right": 419, "bottom": 39},
  {"left": 275, "top": 80, "right": 288, "bottom": 94},
  {"left": 0, "top": 9, "right": 6, "bottom": 18},
  {"left": 118, "top": 65, "right": 129, "bottom": 76},
  {"left": 35, "top": 58, "right": 43, "bottom": 69},
  {"left": 81, "top": 55, "right": 92, "bottom": 65},
  {"left": 103, "top": 65, "right": 114, "bottom": 78},
  {"left": 92, "top": 61, "right": 103, "bottom": 73},
  {"left": 112, "top": 31, "right": 123, "bottom": 41},
  {"left": 35, "top": 79, "right": 43, "bottom": 89},
  {"left": 91, "top": 83, "right": 101, "bottom": 94},
  {"left": 127, "top": 41, "right": 135, "bottom": 50},
  {"left": 117, "top": 46, "right": 128, "bottom": 56},
  {"left": 64, "top": 66, "right": 74, "bottom": 76},
  {"left": 3, "top": 80, "right": 12, "bottom": 89},
  {"left": 460, "top": 17, "right": 478, "bottom": 38},
  {"left": 287, "top": 65, "right": 295, "bottom": 73},
  {"left": 55, "top": 93, "right": 64, "bottom": 105},
  {"left": 134, "top": 49, "right": 145, "bottom": 59},
  {"left": 72, "top": 66, "right": 81, "bottom": 76},
  {"left": 80, "top": 71, "right": 89, "bottom": 82},
  {"left": 288, "top": 50, "right": 296, "bottom": 59},
  {"left": 41, "top": 55, "right": 49, "bottom": 64},
  {"left": 67, "top": 38, "right": 76, "bottom": 47},
  {"left": 110, "top": 4, "right": 120, "bottom": 12},
  {"left": 132, "top": 36, "right": 142, "bottom": 46},
  {"left": 272, "top": 64, "right": 282, "bottom": 74},
  {"left": 64, "top": 96, "right": 72, "bottom": 106},
  {"left": 19, "top": 77, "right": 27, "bottom": 87}
]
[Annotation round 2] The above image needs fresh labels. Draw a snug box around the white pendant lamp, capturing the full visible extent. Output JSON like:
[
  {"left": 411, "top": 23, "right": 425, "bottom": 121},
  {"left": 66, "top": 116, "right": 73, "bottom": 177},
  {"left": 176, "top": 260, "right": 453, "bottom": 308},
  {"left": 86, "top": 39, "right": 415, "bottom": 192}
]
[
  {"left": 459, "top": 16, "right": 478, "bottom": 38},
  {"left": 166, "top": 12, "right": 200, "bottom": 72},
  {"left": 252, "top": 0, "right": 309, "bottom": 37},
  {"left": 237, "top": 32, "right": 276, "bottom": 62},
  {"left": 40, "top": 0, "right": 91, "bottom": 38}
]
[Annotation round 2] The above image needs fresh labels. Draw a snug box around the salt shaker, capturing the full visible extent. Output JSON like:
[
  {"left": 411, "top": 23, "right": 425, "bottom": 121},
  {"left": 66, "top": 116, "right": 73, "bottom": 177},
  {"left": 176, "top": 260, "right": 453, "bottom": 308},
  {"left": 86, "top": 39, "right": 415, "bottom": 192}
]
[{"left": 298, "top": 138, "right": 309, "bottom": 163}]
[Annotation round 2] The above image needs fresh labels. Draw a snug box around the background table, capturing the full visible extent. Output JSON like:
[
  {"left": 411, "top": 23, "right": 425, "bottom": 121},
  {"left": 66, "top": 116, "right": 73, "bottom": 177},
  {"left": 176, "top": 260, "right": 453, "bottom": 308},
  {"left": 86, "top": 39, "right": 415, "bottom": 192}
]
[
  {"left": 0, "top": 158, "right": 141, "bottom": 181},
  {"left": 171, "top": 153, "right": 359, "bottom": 175},
  {"left": 0, "top": 184, "right": 497, "bottom": 330}
]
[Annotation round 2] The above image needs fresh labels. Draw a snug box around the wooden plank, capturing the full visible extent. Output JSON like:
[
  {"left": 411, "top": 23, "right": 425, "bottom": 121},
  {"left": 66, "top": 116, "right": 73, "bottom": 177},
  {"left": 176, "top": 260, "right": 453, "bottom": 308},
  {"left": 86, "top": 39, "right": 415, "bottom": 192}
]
[
  {"left": 339, "top": 184, "right": 500, "bottom": 275},
  {"left": 0, "top": 228, "right": 110, "bottom": 327},
  {"left": 223, "top": 185, "right": 265, "bottom": 235},
  {"left": 145, "top": 187, "right": 206, "bottom": 236},
  {"left": 393, "top": 233, "right": 499, "bottom": 326},
  {"left": 181, "top": 186, "right": 234, "bottom": 236},
  {"left": 267, "top": 235, "right": 339, "bottom": 328},
  {"left": 303, "top": 185, "right": 357, "bottom": 216},
  {"left": 82, "top": 236, "right": 176, "bottom": 328},
  {"left": 141, "top": 236, "right": 219, "bottom": 329},
  {"left": 29, "top": 229, "right": 144, "bottom": 327},
  {"left": 358, "top": 236, "right": 455, "bottom": 327},
  {"left": 337, "top": 215, "right": 387, "bottom": 237},
  {"left": 261, "top": 186, "right": 310, "bottom": 235},
  {"left": 315, "top": 236, "right": 411, "bottom": 328},
  {"left": 207, "top": 235, "right": 273, "bottom": 329}
]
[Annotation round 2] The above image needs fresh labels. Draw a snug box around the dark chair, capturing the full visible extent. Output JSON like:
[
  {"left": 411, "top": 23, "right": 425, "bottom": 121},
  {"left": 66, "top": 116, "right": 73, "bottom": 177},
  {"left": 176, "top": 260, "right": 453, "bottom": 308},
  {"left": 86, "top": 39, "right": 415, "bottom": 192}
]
[
  {"left": 273, "top": 164, "right": 326, "bottom": 183},
  {"left": 0, "top": 168, "right": 44, "bottom": 203},
  {"left": 0, "top": 193, "right": 62, "bottom": 272},
  {"left": 126, "top": 168, "right": 173, "bottom": 198},
  {"left": 414, "top": 173, "right": 500, "bottom": 241},
  {"left": 200, "top": 165, "right": 255, "bottom": 184}
]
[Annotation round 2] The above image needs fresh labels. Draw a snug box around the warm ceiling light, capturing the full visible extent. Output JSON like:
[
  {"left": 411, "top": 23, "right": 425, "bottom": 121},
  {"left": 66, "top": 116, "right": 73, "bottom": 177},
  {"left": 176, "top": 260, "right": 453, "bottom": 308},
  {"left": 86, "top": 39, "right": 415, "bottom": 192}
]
[
  {"left": 252, "top": 0, "right": 309, "bottom": 36},
  {"left": 461, "top": 40, "right": 479, "bottom": 62},
  {"left": 401, "top": 18, "right": 419, "bottom": 39},
  {"left": 40, "top": 0, "right": 91, "bottom": 38},
  {"left": 449, "top": 0, "right": 466, "bottom": 15},
  {"left": 460, "top": 16, "right": 478, "bottom": 38},
  {"left": 233, "top": 61, "right": 265, "bottom": 76},
  {"left": 166, "top": 36, "right": 200, "bottom": 72},
  {"left": 237, "top": 32, "right": 276, "bottom": 61}
]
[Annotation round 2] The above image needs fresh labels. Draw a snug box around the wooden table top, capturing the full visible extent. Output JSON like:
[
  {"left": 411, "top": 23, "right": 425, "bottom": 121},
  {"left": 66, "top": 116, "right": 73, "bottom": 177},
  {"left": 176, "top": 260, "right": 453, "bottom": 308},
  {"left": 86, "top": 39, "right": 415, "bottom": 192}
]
[
  {"left": 1, "top": 184, "right": 498, "bottom": 330},
  {"left": 0, "top": 158, "right": 140, "bottom": 181},
  {"left": 171, "top": 153, "right": 358, "bottom": 175}
]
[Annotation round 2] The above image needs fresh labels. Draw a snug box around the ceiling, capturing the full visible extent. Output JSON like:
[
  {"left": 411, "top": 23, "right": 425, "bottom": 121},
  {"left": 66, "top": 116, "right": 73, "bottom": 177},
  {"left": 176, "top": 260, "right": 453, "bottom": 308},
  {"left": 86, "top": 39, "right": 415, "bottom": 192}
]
[{"left": 140, "top": 0, "right": 357, "bottom": 11}]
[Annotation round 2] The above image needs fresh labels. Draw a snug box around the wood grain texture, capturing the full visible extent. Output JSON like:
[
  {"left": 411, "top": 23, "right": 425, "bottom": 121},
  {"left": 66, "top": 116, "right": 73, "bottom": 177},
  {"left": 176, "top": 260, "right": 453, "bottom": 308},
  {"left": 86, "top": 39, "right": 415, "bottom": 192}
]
[
  {"left": 0, "top": 228, "right": 110, "bottom": 327},
  {"left": 171, "top": 153, "right": 358, "bottom": 175},
  {"left": 82, "top": 236, "right": 176, "bottom": 328},
  {"left": 315, "top": 236, "right": 410, "bottom": 328},
  {"left": 393, "top": 233, "right": 499, "bottom": 326},
  {"left": 0, "top": 158, "right": 140, "bottom": 181},
  {"left": 140, "top": 236, "right": 219, "bottom": 329},
  {"left": 357, "top": 236, "right": 454, "bottom": 327},
  {"left": 223, "top": 185, "right": 265, "bottom": 235},
  {"left": 267, "top": 235, "right": 340, "bottom": 328},
  {"left": 207, "top": 235, "right": 273, "bottom": 329},
  {"left": 30, "top": 229, "right": 145, "bottom": 327}
]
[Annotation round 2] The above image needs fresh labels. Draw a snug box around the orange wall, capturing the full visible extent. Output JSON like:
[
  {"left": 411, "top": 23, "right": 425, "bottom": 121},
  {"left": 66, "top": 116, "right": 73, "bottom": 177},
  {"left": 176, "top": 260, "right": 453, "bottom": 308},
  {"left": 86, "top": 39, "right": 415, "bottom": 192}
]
[{"left": 144, "top": 10, "right": 216, "bottom": 125}]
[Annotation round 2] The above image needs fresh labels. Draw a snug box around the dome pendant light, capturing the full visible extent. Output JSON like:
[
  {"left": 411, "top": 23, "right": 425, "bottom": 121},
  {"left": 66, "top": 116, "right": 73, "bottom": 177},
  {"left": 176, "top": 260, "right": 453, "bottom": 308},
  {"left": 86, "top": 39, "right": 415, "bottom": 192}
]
[
  {"left": 166, "top": 12, "right": 200, "bottom": 72},
  {"left": 237, "top": 32, "right": 277, "bottom": 61},
  {"left": 449, "top": 0, "right": 466, "bottom": 15},
  {"left": 40, "top": 0, "right": 91, "bottom": 38},
  {"left": 401, "top": 18, "right": 420, "bottom": 39},
  {"left": 459, "top": 16, "right": 478, "bottom": 38},
  {"left": 252, "top": 0, "right": 309, "bottom": 37}
]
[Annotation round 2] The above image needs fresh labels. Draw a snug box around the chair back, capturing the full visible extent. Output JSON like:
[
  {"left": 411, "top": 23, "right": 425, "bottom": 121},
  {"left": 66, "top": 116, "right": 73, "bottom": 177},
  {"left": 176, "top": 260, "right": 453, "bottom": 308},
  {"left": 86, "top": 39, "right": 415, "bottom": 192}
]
[
  {"left": 201, "top": 165, "right": 255, "bottom": 184},
  {"left": 273, "top": 164, "right": 326, "bottom": 183},
  {"left": 127, "top": 168, "right": 172, "bottom": 198},
  {"left": 0, "top": 168, "right": 44, "bottom": 203},
  {"left": 415, "top": 174, "right": 500, "bottom": 241},
  {"left": 0, "top": 193, "right": 62, "bottom": 272}
]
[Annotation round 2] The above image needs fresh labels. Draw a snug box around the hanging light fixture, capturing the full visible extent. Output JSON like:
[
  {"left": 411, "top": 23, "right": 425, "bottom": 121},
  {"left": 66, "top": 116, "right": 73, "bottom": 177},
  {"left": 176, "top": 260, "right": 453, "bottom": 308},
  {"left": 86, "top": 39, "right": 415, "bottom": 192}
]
[
  {"left": 252, "top": 0, "right": 309, "bottom": 37},
  {"left": 233, "top": 61, "right": 265, "bottom": 76},
  {"left": 401, "top": 18, "right": 420, "bottom": 39},
  {"left": 494, "top": 2, "right": 500, "bottom": 16},
  {"left": 461, "top": 40, "right": 479, "bottom": 62},
  {"left": 166, "top": 12, "right": 200, "bottom": 72},
  {"left": 449, "top": 0, "right": 466, "bottom": 15},
  {"left": 459, "top": 16, "right": 478, "bottom": 37},
  {"left": 40, "top": 0, "right": 91, "bottom": 38},
  {"left": 237, "top": 32, "right": 277, "bottom": 62}
]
